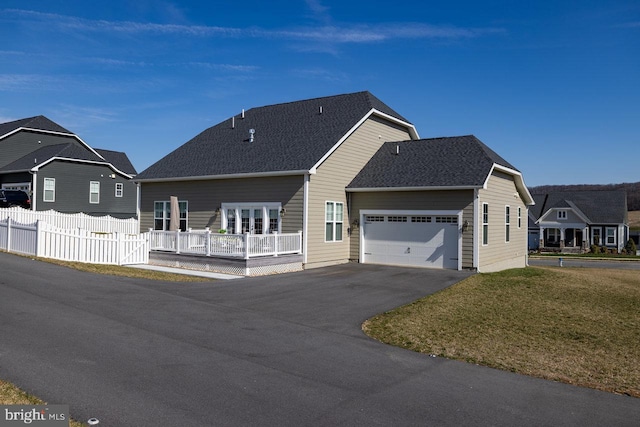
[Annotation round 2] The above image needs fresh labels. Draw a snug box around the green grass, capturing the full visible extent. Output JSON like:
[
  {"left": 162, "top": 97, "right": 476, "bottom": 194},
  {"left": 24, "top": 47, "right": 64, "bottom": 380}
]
[
  {"left": 363, "top": 267, "right": 640, "bottom": 397},
  {"left": 0, "top": 380, "right": 86, "bottom": 427},
  {"left": 34, "top": 257, "right": 214, "bottom": 282}
]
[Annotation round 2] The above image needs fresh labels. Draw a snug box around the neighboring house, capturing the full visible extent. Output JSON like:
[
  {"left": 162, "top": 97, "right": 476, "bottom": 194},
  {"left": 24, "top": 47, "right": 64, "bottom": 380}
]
[
  {"left": 529, "top": 190, "right": 629, "bottom": 253},
  {"left": 0, "top": 116, "right": 138, "bottom": 218},
  {"left": 136, "top": 91, "right": 534, "bottom": 272}
]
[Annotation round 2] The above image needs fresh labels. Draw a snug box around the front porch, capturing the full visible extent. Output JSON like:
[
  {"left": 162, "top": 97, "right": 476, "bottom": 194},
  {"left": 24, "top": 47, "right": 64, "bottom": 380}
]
[
  {"left": 539, "top": 226, "right": 589, "bottom": 254},
  {"left": 148, "top": 229, "right": 304, "bottom": 276}
]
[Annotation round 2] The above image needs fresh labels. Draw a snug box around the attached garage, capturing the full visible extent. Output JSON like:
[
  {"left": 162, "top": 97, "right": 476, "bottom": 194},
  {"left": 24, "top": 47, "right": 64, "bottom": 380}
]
[{"left": 359, "top": 210, "right": 461, "bottom": 270}]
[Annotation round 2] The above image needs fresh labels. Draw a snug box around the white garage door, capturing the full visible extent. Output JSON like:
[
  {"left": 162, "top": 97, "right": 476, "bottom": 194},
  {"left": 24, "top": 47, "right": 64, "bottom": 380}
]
[{"left": 362, "top": 214, "right": 459, "bottom": 269}]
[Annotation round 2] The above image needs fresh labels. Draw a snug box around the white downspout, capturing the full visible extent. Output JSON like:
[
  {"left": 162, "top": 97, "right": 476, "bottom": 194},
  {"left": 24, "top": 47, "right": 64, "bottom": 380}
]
[
  {"left": 30, "top": 171, "right": 37, "bottom": 211},
  {"left": 473, "top": 188, "right": 479, "bottom": 270},
  {"left": 303, "top": 174, "right": 310, "bottom": 264}
]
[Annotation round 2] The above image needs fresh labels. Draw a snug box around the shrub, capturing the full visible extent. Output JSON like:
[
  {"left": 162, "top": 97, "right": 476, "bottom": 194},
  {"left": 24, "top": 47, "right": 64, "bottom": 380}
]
[
  {"left": 591, "top": 245, "right": 600, "bottom": 254},
  {"left": 626, "top": 239, "right": 637, "bottom": 255}
]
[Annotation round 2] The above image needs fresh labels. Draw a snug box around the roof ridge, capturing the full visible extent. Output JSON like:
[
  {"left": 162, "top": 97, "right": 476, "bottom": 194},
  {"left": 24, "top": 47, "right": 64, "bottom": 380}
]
[{"left": 244, "top": 91, "right": 372, "bottom": 112}]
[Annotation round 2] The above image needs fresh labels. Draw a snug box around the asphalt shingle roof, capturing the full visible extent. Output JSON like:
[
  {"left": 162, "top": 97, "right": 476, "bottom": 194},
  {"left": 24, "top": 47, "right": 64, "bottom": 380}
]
[
  {"left": 0, "top": 143, "right": 104, "bottom": 172},
  {"left": 0, "top": 115, "right": 72, "bottom": 136},
  {"left": 0, "top": 117, "right": 136, "bottom": 176},
  {"left": 136, "top": 91, "right": 411, "bottom": 180},
  {"left": 347, "top": 135, "right": 518, "bottom": 189},
  {"left": 96, "top": 149, "right": 137, "bottom": 175},
  {"left": 531, "top": 190, "right": 627, "bottom": 224}
]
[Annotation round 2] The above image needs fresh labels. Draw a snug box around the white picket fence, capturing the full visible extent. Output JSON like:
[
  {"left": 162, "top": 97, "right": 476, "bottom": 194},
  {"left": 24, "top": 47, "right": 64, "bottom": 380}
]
[
  {"left": 0, "top": 218, "right": 148, "bottom": 265},
  {"left": 0, "top": 207, "right": 138, "bottom": 234}
]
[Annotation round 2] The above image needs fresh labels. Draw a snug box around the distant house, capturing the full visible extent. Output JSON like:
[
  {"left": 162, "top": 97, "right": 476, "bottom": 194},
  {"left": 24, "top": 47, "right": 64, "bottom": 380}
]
[
  {"left": 529, "top": 190, "right": 628, "bottom": 253},
  {"left": 136, "top": 91, "right": 534, "bottom": 272},
  {"left": 0, "top": 116, "right": 138, "bottom": 218}
]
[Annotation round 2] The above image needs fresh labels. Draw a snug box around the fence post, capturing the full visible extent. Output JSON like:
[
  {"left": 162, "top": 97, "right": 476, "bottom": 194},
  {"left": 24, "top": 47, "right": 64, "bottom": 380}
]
[
  {"left": 274, "top": 231, "right": 279, "bottom": 257},
  {"left": 35, "top": 220, "right": 41, "bottom": 257},
  {"left": 206, "top": 229, "right": 211, "bottom": 257},
  {"left": 244, "top": 233, "right": 250, "bottom": 260},
  {"left": 6, "top": 217, "right": 11, "bottom": 254},
  {"left": 116, "top": 232, "right": 122, "bottom": 265},
  {"left": 175, "top": 230, "right": 181, "bottom": 254}
]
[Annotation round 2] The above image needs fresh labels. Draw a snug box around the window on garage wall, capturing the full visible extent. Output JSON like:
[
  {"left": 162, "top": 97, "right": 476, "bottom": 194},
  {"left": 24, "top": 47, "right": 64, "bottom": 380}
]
[
  {"left": 482, "top": 203, "right": 489, "bottom": 245},
  {"left": 505, "top": 205, "right": 510, "bottom": 243}
]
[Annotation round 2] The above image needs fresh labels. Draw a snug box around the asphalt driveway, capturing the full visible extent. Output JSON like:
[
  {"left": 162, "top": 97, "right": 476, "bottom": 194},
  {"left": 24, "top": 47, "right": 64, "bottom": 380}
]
[{"left": 1, "top": 252, "right": 638, "bottom": 426}]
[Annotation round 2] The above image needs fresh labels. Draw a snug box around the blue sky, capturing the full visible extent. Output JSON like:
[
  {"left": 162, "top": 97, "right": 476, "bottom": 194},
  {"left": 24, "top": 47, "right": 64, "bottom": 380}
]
[{"left": 1, "top": 1, "right": 638, "bottom": 186}]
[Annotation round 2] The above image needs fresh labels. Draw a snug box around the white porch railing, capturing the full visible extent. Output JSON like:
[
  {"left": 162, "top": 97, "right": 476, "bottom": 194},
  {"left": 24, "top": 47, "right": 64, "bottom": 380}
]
[
  {"left": 148, "top": 229, "right": 303, "bottom": 259},
  {"left": 0, "top": 217, "right": 148, "bottom": 265}
]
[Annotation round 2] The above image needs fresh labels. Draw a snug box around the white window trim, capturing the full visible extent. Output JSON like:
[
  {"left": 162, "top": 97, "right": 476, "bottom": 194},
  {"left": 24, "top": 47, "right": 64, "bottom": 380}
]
[
  {"left": 325, "top": 201, "right": 344, "bottom": 242},
  {"left": 89, "top": 181, "right": 100, "bottom": 204},
  {"left": 154, "top": 200, "right": 189, "bottom": 231},
  {"left": 482, "top": 202, "right": 489, "bottom": 246},
  {"left": 605, "top": 227, "right": 617, "bottom": 246},
  {"left": 591, "top": 227, "right": 602, "bottom": 245},
  {"left": 43, "top": 177, "right": 55, "bottom": 202},
  {"left": 115, "top": 183, "right": 124, "bottom": 198},
  {"left": 557, "top": 210, "right": 567, "bottom": 220},
  {"left": 517, "top": 207, "right": 522, "bottom": 229},
  {"left": 505, "top": 205, "right": 510, "bottom": 243},
  {"left": 221, "top": 203, "right": 281, "bottom": 235}
]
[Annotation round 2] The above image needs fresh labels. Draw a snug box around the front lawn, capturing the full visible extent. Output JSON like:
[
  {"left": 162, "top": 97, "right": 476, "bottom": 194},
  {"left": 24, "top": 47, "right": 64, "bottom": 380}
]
[{"left": 363, "top": 267, "right": 640, "bottom": 397}]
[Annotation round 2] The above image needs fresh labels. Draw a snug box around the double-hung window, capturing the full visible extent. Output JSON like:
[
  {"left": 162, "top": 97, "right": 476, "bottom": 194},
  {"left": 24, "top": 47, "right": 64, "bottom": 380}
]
[
  {"left": 115, "top": 183, "right": 123, "bottom": 197},
  {"left": 517, "top": 207, "right": 522, "bottom": 228},
  {"left": 605, "top": 227, "right": 616, "bottom": 246},
  {"left": 325, "top": 201, "right": 344, "bottom": 242},
  {"left": 505, "top": 206, "right": 510, "bottom": 243},
  {"left": 154, "top": 200, "right": 188, "bottom": 231},
  {"left": 89, "top": 181, "right": 100, "bottom": 204},
  {"left": 43, "top": 178, "right": 55, "bottom": 202},
  {"left": 482, "top": 203, "right": 489, "bottom": 245}
]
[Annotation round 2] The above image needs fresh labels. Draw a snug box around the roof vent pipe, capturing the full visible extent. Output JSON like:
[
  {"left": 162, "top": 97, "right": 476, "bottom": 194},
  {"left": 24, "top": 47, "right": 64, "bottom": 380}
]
[
  {"left": 232, "top": 116, "right": 235, "bottom": 129},
  {"left": 319, "top": 106, "right": 323, "bottom": 114},
  {"left": 241, "top": 109, "right": 245, "bottom": 119},
  {"left": 395, "top": 144, "right": 399, "bottom": 155}
]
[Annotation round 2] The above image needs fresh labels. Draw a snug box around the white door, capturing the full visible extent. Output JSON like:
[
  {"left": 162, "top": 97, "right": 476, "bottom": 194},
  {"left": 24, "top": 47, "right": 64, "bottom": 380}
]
[{"left": 362, "top": 214, "right": 459, "bottom": 269}]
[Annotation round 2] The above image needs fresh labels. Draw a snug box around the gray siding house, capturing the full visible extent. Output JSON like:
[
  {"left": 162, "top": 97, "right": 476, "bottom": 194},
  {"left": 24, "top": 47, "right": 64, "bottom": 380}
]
[
  {"left": 0, "top": 116, "right": 138, "bottom": 218},
  {"left": 136, "top": 92, "right": 534, "bottom": 272},
  {"left": 529, "top": 190, "right": 628, "bottom": 253}
]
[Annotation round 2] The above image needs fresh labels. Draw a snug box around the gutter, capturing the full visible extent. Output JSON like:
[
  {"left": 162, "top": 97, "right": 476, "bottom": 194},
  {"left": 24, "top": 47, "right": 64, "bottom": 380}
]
[{"left": 134, "top": 169, "right": 312, "bottom": 183}]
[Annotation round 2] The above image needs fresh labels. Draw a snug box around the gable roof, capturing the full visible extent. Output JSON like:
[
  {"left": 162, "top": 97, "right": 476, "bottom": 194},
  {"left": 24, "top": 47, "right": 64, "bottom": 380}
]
[
  {"left": 0, "top": 143, "right": 136, "bottom": 177},
  {"left": 136, "top": 91, "right": 417, "bottom": 181},
  {"left": 0, "top": 115, "right": 72, "bottom": 137},
  {"left": 348, "top": 135, "right": 516, "bottom": 188},
  {"left": 347, "top": 135, "right": 533, "bottom": 204},
  {"left": 0, "top": 143, "right": 103, "bottom": 173},
  {"left": 532, "top": 190, "right": 628, "bottom": 224},
  {"left": 0, "top": 117, "right": 136, "bottom": 177}
]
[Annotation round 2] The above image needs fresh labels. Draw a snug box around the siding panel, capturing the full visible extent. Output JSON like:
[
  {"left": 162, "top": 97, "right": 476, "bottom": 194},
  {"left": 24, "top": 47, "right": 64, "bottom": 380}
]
[
  {"left": 36, "top": 161, "right": 137, "bottom": 218},
  {"left": 306, "top": 116, "right": 413, "bottom": 267},
  {"left": 478, "top": 172, "right": 528, "bottom": 271},
  {"left": 140, "top": 175, "right": 304, "bottom": 233}
]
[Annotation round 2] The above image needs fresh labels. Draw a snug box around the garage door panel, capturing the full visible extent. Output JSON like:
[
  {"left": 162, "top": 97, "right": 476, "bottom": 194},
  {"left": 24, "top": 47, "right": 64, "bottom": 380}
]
[{"left": 363, "top": 214, "right": 459, "bottom": 270}]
